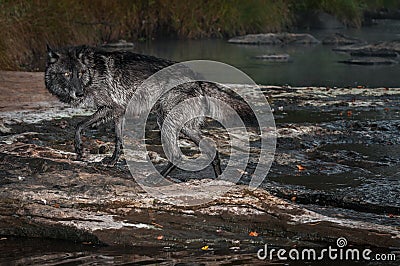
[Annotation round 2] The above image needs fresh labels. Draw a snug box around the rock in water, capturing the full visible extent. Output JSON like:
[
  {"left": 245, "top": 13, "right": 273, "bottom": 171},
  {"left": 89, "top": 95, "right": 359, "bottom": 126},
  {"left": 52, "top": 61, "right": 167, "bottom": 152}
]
[
  {"left": 338, "top": 58, "right": 398, "bottom": 65},
  {"left": 333, "top": 40, "right": 400, "bottom": 55},
  {"left": 253, "top": 54, "right": 291, "bottom": 62},
  {"left": 322, "top": 33, "right": 364, "bottom": 45},
  {"left": 350, "top": 50, "right": 399, "bottom": 58},
  {"left": 101, "top": 40, "right": 135, "bottom": 50},
  {"left": 228, "top": 33, "right": 320, "bottom": 45}
]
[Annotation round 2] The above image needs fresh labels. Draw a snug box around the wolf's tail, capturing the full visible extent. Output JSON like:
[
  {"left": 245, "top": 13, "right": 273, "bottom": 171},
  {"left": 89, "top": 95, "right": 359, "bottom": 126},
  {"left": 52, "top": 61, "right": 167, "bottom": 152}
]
[{"left": 200, "top": 82, "right": 256, "bottom": 124}]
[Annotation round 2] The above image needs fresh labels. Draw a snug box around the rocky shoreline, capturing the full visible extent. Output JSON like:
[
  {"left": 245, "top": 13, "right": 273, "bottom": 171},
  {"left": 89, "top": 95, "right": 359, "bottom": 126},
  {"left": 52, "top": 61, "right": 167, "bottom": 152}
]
[
  {"left": 0, "top": 71, "right": 399, "bottom": 264},
  {"left": 228, "top": 32, "right": 400, "bottom": 66}
]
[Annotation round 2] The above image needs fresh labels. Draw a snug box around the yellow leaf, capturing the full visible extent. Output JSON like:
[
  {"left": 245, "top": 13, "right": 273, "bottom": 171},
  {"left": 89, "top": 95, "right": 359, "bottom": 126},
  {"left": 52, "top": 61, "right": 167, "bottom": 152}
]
[{"left": 201, "top": 245, "right": 209, "bottom": 250}]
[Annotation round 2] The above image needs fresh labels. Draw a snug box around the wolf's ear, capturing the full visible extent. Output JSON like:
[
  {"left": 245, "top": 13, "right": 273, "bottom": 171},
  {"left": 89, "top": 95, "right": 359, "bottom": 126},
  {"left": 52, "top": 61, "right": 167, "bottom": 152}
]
[{"left": 46, "top": 44, "right": 59, "bottom": 64}]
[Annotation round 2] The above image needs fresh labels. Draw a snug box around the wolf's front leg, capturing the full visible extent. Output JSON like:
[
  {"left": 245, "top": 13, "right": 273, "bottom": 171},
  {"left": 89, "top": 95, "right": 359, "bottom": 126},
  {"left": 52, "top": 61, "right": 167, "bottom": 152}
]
[
  {"left": 74, "top": 107, "right": 111, "bottom": 160},
  {"left": 101, "top": 116, "right": 123, "bottom": 166}
]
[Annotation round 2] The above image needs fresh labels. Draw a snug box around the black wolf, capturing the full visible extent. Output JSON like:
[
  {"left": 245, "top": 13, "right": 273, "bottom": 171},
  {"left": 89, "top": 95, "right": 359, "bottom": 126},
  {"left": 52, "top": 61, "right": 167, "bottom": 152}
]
[{"left": 45, "top": 45, "right": 251, "bottom": 177}]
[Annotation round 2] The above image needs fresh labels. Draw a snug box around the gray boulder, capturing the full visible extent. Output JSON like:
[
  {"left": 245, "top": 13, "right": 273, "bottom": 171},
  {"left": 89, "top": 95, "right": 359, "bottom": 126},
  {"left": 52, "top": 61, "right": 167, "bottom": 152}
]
[
  {"left": 333, "top": 40, "right": 400, "bottom": 55},
  {"left": 322, "top": 33, "right": 364, "bottom": 45},
  {"left": 228, "top": 33, "right": 320, "bottom": 45},
  {"left": 253, "top": 54, "right": 291, "bottom": 62},
  {"left": 338, "top": 58, "right": 398, "bottom": 65},
  {"left": 101, "top": 39, "right": 135, "bottom": 50}
]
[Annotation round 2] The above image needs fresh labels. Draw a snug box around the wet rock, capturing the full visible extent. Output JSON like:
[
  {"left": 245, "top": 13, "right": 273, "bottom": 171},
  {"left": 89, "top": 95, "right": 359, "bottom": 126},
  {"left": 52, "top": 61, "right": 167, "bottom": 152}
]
[
  {"left": 228, "top": 33, "right": 320, "bottom": 45},
  {"left": 253, "top": 54, "right": 291, "bottom": 62},
  {"left": 338, "top": 58, "right": 398, "bottom": 65},
  {"left": 0, "top": 123, "right": 11, "bottom": 134},
  {"left": 350, "top": 50, "right": 399, "bottom": 58},
  {"left": 0, "top": 145, "right": 399, "bottom": 249},
  {"left": 322, "top": 33, "right": 364, "bottom": 45},
  {"left": 1, "top": 71, "right": 400, "bottom": 256},
  {"left": 101, "top": 40, "right": 134, "bottom": 50},
  {"left": 333, "top": 40, "right": 400, "bottom": 56}
]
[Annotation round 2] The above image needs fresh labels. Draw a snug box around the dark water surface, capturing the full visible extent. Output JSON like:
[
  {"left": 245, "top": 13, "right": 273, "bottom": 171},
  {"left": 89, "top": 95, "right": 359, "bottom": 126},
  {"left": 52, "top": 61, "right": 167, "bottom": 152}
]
[{"left": 135, "top": 20, "right": 400, "bottom": 88}]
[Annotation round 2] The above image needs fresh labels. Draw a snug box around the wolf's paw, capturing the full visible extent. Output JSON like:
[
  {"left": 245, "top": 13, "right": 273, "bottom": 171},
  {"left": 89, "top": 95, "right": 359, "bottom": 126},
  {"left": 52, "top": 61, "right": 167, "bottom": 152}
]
[{"left": 101, "top": 156, "right": 118, "bottom": 167}]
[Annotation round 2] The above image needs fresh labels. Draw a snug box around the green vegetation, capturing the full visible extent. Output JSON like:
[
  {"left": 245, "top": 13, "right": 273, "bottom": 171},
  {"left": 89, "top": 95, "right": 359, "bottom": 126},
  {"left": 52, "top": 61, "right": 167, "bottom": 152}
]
[{"left": 0, "top": 0, "right": 399, "bottom": 70}]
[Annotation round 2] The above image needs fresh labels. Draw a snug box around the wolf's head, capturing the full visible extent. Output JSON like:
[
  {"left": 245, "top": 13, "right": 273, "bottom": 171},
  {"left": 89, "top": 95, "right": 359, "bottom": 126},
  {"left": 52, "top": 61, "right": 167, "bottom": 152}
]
[{"left": 45, "top": 45, "right": 93, "bottom": 105}]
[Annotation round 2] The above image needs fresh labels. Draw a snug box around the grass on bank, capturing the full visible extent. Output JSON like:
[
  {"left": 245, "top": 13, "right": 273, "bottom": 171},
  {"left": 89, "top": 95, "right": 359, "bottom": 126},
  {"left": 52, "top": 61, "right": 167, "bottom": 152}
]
[{"left": 0, "top": 0, "right": 399, "bottom": 70}]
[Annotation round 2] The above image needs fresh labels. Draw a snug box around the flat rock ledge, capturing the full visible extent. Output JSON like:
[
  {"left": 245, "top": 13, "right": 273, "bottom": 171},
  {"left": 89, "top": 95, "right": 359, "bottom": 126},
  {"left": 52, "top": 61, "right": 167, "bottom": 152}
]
[
  {"left": 228, "top": 33, "right": 320, "bottom": 45},
  {"left": 1, "top": 71, "right": 399, "bottom": 256},
  {"left": 0, "top": 143, "right": 399, "bottom": 250}
]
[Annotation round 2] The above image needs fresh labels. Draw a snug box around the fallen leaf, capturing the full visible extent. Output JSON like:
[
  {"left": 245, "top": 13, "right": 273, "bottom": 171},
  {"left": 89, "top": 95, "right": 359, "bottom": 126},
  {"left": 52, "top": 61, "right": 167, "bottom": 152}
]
[
  {"left": 296, "top": 165, "right": 305, "bottom": 171},
  {"left": 347, "top": 110, "right": 352, "bottom": 117},
  {"left": 384, "top": 108, "right": 390, "bottom": 112},
  {"left": 54, "top": 203, "right": 60, "bottom": 208},
  {"left": 249, "top": 231, "right": 259, "bottom": 237},
  {"left": 388, "top": 214, "right": 394, "bottom": 218},
  {"left": 157, "top": 235, "right": 163, "bottom": 240},
  {"left": 291, "top": 196, "right": 297, "bottom": 202},
  {"left": 201, "top": 245, "right": 209, "bottom": 251}
]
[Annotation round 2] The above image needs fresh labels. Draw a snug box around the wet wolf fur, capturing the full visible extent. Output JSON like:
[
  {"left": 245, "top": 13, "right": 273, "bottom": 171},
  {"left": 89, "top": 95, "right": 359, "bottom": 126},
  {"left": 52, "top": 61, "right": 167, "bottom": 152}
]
[{"left": 45, "top": 45, "right": 252, "bottom": 177}]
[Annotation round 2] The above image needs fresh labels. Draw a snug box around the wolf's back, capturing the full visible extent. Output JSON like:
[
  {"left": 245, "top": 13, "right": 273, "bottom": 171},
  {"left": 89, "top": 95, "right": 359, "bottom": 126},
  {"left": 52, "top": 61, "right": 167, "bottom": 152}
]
[{"left": 200, "top": 82, "right": 256, "bottom": 124}]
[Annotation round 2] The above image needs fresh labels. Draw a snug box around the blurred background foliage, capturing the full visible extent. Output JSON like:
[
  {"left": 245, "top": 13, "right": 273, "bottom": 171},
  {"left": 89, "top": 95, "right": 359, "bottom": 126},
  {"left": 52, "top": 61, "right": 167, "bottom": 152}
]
[{"left": 0, "top": 0, "right": 399, "bottom": 70}]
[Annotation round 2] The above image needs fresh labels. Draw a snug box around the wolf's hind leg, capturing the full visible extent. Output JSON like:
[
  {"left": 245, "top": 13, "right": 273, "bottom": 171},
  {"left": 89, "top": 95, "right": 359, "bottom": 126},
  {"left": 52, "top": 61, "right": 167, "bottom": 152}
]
[
  {"left": 211, "top": 150, "right": 222, "bottom": 176},
  {"left": 102, "top": 116, "right": 123, "bottom": 166},
  {"left": 181, "top": 127, "right": 222, "bottom": 178},
  {"left": 75, "top": 107, "right": 111, "bottom": 160},
  {"left": 158, "top": 127, "right": 222, "bottom": 178},
  {"left": 160, "top": 161, "right": 177, "bottom": 177}
]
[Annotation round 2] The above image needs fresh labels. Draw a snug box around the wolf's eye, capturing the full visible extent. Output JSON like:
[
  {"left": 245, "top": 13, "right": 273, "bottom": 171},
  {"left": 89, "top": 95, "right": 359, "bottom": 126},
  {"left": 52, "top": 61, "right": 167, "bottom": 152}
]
[{"left": 64, "top": 72, "right": 71, "bottom": 78}]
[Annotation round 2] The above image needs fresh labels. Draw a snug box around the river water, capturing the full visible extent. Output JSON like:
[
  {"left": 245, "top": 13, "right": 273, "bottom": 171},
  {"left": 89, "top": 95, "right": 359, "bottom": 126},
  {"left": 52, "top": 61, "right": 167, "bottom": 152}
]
[
  {"left": 1, "top": 21, "right": 400, "bottom": 265},
  {"left": 135, "top": 19, "right": 400, "bottom": 88}
]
